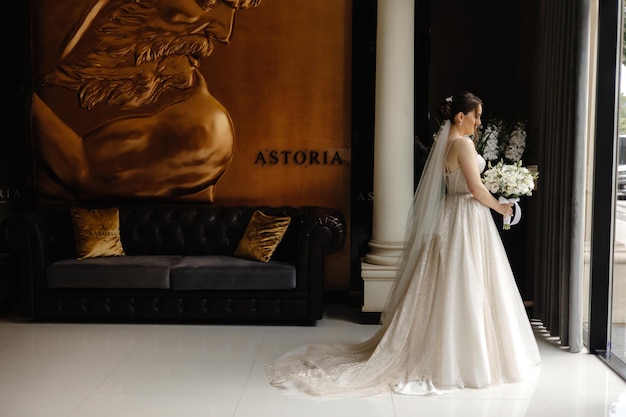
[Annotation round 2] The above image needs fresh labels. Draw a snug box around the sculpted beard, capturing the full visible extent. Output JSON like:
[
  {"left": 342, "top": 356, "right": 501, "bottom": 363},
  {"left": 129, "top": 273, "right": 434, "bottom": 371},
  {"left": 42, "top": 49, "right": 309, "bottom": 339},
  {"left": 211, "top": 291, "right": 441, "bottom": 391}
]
[{"left": 40, "top": 2, "right": 215, "bottom": 110}]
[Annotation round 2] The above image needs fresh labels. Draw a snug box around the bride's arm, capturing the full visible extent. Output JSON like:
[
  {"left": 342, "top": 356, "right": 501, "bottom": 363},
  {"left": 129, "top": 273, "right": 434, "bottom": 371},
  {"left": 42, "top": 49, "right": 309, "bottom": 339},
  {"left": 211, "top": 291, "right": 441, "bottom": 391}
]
[{"left": 455, "top": 138, "right": 512, "bottom": 218}]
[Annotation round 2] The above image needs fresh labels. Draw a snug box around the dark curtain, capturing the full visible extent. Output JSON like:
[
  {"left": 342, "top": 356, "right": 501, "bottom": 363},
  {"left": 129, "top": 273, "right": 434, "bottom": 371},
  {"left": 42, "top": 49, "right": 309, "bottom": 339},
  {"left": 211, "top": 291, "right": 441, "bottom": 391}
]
[{"left": 534, "top": 0, "right": 590, "bottom": 352}]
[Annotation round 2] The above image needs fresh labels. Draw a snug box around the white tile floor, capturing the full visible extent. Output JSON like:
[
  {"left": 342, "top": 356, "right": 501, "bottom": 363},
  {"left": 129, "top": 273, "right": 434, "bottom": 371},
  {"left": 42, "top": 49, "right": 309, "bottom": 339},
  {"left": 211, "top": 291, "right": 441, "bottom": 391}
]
[{"left": 0, "top": 304, "right": 625, "bottom": 417}]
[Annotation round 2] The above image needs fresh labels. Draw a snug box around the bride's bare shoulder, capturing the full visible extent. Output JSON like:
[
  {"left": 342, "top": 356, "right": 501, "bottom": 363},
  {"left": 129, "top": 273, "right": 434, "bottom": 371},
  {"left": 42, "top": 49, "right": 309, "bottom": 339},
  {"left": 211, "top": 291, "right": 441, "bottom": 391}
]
[{"left": 447, "top": 136, "right": 474, "bottom": 150}]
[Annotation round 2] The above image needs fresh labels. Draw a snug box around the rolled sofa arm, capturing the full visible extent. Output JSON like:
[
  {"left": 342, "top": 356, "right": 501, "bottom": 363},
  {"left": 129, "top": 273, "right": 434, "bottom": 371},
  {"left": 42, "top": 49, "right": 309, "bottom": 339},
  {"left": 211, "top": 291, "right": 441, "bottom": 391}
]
[
  {"left": 313, "top": 211, "right": 346, "bottom": 254},
  {"left": 296, "top": 207, "right": 346, "bottom": 319},
  {"left": 298, "top": 207, "right": 346, "bottom": 252},
  {"left": 0, "top": 209, "right": 52, "bottom": 316}
]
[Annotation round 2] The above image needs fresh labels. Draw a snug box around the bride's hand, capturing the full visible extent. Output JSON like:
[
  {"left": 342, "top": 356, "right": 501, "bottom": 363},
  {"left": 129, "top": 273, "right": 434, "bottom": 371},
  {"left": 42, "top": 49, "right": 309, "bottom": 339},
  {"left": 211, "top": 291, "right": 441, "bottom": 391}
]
[{"left": 497, "top": 202, "right": 514, "bottom": 218}]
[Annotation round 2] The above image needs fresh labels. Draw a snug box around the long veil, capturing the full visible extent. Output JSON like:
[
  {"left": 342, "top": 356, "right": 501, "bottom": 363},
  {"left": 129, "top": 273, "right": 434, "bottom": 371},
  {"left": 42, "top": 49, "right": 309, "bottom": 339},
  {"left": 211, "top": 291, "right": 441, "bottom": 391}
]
[
  {"left": 380, "top": 120, "right": 450, "bottom": 324},
  {"left": 266, "top": 120, "right": 452, "bottom": 396}
]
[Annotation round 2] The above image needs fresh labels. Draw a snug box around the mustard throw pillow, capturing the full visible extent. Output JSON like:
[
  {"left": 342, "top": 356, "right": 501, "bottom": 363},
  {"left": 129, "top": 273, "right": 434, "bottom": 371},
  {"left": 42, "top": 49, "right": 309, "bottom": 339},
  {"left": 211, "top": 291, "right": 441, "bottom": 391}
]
[
  {"left": 70, "top": 207, "right": 126, "bottom": 260},
  {"left": 234, "top": 210, "right": 291, "bottom": 262}
]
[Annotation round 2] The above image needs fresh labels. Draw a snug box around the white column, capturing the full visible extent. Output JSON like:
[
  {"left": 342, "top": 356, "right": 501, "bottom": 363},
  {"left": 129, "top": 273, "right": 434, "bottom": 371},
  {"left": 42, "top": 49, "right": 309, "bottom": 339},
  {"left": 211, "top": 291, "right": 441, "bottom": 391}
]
[{"left": 361, "top": 0, "right": 414, "bottom": 313}]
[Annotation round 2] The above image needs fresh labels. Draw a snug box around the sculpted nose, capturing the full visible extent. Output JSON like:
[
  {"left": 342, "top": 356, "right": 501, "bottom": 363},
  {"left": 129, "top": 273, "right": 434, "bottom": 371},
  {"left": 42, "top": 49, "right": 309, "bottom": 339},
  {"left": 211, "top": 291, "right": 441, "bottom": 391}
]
[
  {"left": 156, "top": 0, "right": 236, "bottom": 43},
  {"left": 204, "top": 4, "right": 236, "bottom": 43}
]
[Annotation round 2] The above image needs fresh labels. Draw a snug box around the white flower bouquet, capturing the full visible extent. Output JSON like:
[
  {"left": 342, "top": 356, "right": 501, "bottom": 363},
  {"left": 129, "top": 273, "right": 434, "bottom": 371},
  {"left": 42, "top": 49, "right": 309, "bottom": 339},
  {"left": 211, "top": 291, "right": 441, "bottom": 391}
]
[
  {"left": 475, "top": 118, "right": 504, "bottom": 161},
  {"left": 475, "top": 118, "right": 527, "bottom": 164},
  {"left": 503, "top": 122, "right": 527, "bottom": 162},
  {"left": 482, "top": 160, "right": 539, "bottom": 230}
]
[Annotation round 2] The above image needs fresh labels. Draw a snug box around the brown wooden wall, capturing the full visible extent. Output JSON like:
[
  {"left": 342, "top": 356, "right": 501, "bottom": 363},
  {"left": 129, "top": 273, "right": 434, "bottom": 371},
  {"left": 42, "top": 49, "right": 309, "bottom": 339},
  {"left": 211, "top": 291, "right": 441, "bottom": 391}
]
[{"left": 26, "top": 0, "right": 353, "bottom": 288}]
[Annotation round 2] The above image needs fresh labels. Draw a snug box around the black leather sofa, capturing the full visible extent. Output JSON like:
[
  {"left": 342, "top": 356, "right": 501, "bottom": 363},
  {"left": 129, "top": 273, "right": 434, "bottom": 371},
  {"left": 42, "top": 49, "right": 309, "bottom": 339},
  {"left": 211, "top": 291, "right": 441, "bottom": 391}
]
[{"left": 0, "top": 204, "right": 345, "bottom": 325}]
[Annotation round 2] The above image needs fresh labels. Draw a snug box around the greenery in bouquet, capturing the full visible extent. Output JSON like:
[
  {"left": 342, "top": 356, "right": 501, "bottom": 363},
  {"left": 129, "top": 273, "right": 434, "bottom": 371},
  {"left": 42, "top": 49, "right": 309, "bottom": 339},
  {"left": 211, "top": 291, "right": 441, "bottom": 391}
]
[
  {"left": 481, "top": 160, "right": 538, "bottom": 199},
  {"left": 474, "top": 118, "right": 528, "bottom": 164}
]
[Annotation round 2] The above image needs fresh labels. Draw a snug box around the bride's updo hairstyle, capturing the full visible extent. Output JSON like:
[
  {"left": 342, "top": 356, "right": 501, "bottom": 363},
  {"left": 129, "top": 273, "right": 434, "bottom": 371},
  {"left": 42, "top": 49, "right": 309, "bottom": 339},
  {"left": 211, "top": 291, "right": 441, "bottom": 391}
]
[{"left": 437, "top": 91, "right": 483, "bottom": 124}]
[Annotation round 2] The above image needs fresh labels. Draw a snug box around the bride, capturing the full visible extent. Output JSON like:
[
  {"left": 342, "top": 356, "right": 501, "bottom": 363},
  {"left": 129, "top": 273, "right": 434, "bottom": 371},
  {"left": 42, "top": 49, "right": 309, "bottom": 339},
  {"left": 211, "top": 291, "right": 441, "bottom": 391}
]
[{"left": 265, "top": 91, "right": 540, "bottom": 397}]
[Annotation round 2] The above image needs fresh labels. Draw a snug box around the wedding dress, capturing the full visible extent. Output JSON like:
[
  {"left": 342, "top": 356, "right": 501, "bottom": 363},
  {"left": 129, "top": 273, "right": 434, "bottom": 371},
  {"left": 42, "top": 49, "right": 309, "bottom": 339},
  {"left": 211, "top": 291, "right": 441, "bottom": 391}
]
[{"left": 266, "top": 121, "right": 541, "bottom": 397}]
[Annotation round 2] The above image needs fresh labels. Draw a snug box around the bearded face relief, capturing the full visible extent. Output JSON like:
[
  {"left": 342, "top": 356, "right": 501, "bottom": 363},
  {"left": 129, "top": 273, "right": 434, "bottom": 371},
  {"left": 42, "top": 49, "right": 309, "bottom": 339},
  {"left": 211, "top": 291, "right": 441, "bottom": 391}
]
[{"left": 33, "top": 0, "right": 262, "bottom": 203}]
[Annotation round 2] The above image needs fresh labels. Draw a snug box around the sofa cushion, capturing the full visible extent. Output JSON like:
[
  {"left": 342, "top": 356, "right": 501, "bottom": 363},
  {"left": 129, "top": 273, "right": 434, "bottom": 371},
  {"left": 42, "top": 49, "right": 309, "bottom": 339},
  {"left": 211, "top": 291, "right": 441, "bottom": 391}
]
[
  {"left": 70, "top": 206, "right": 126, "bottom": 259},
  {"left": 234, "top": 210, "right": 291, "bottom": 262},
  {"left": 170, "top": 256, "right": 296, "bottom": 290},
  {"left": 46, "top": 256, "right": 182, "bottom": 289}
]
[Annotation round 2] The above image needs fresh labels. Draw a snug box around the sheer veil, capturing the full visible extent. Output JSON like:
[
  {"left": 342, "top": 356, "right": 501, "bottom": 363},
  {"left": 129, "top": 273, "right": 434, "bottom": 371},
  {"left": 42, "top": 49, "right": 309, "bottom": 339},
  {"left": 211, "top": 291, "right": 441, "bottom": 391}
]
[{"left": 380, "top": 120, "right": 450, "bottom": 324}]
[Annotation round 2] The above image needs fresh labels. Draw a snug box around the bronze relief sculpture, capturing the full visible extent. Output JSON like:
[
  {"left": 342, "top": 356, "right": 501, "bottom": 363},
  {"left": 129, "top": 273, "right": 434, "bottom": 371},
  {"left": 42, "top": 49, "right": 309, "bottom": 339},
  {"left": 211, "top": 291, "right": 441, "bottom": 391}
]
[{"left": 32, "top": 0, "right": 262, "bottom": 202}]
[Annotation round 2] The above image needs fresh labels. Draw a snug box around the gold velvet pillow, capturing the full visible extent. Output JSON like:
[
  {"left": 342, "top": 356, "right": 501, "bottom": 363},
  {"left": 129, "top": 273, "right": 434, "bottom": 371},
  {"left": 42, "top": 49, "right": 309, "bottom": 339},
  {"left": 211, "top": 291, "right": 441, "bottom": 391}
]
[
  {"left": 234, "top": 210, "right": 291, "bottom": 262},
  {"left": 70, "top": 207, "right": 126, "bottom": 260}
]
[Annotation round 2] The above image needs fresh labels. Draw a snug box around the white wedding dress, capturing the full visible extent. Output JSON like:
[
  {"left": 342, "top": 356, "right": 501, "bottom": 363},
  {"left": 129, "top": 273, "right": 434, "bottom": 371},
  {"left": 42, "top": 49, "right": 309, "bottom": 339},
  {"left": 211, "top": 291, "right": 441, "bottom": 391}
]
[{"left": 266, "top": 125, "right": 541, "bottom": 397}]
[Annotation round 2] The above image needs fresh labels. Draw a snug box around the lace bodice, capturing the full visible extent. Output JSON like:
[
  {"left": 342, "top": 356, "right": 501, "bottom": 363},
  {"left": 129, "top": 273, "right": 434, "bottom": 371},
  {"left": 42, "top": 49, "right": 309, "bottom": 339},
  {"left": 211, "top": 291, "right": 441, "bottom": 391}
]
[{"left": 445, "top": 153, "right": 486, "bottom": 195}]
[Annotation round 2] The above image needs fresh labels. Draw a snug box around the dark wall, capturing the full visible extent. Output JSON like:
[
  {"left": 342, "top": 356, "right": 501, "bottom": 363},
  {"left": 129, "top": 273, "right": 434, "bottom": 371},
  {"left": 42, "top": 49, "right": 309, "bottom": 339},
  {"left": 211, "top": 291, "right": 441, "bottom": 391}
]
[
  {"left": 1, "top": 2, "right": 29, "bottom": 224},
  {"left": 430, "top": 0, "right": 543, "bottom": 301},
  {"left": 430, "top": 0, "right": 540, "bottom": 124},
  {"left": 349, "top": 0, "right": 377, "bottom": 293}
]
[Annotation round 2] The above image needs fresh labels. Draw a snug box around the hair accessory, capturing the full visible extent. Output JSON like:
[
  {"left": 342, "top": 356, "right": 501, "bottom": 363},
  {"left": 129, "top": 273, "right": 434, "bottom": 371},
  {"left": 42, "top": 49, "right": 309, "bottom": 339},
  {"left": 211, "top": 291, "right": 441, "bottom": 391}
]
[{"left": 445, "top": 96, "right": 453, "bottom": 103}]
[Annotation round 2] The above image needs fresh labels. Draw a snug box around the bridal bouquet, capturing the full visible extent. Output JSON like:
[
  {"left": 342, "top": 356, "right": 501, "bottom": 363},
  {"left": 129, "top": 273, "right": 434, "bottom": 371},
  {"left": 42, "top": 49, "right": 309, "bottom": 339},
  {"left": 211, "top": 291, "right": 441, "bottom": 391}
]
[{"left": 482, "top": 160, "right": 539, "bottom": 230}]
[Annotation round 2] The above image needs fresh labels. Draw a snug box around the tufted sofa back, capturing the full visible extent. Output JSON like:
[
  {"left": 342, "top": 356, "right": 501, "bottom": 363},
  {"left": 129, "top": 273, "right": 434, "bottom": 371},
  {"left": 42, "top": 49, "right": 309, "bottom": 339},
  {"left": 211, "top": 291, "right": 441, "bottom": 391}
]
[
  {"left": 43, "top": 205, "right": 311, "bottom": 263},
  {"left": 119, "top": 205, "right": 307, "bottom": 261}
]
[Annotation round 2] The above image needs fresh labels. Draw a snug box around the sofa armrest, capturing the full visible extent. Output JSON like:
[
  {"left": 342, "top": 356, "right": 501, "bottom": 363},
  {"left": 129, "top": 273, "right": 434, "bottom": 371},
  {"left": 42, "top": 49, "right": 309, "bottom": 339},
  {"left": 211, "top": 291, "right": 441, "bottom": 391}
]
[
  {"left": 0, "top": 209, "right": 52, "bottom": 316},
  {"left": 296, "top": 207, "right": 346, "bottom": 318},
  {"left": 299, "top": 207, "right": 346, "bottom": 255}
]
